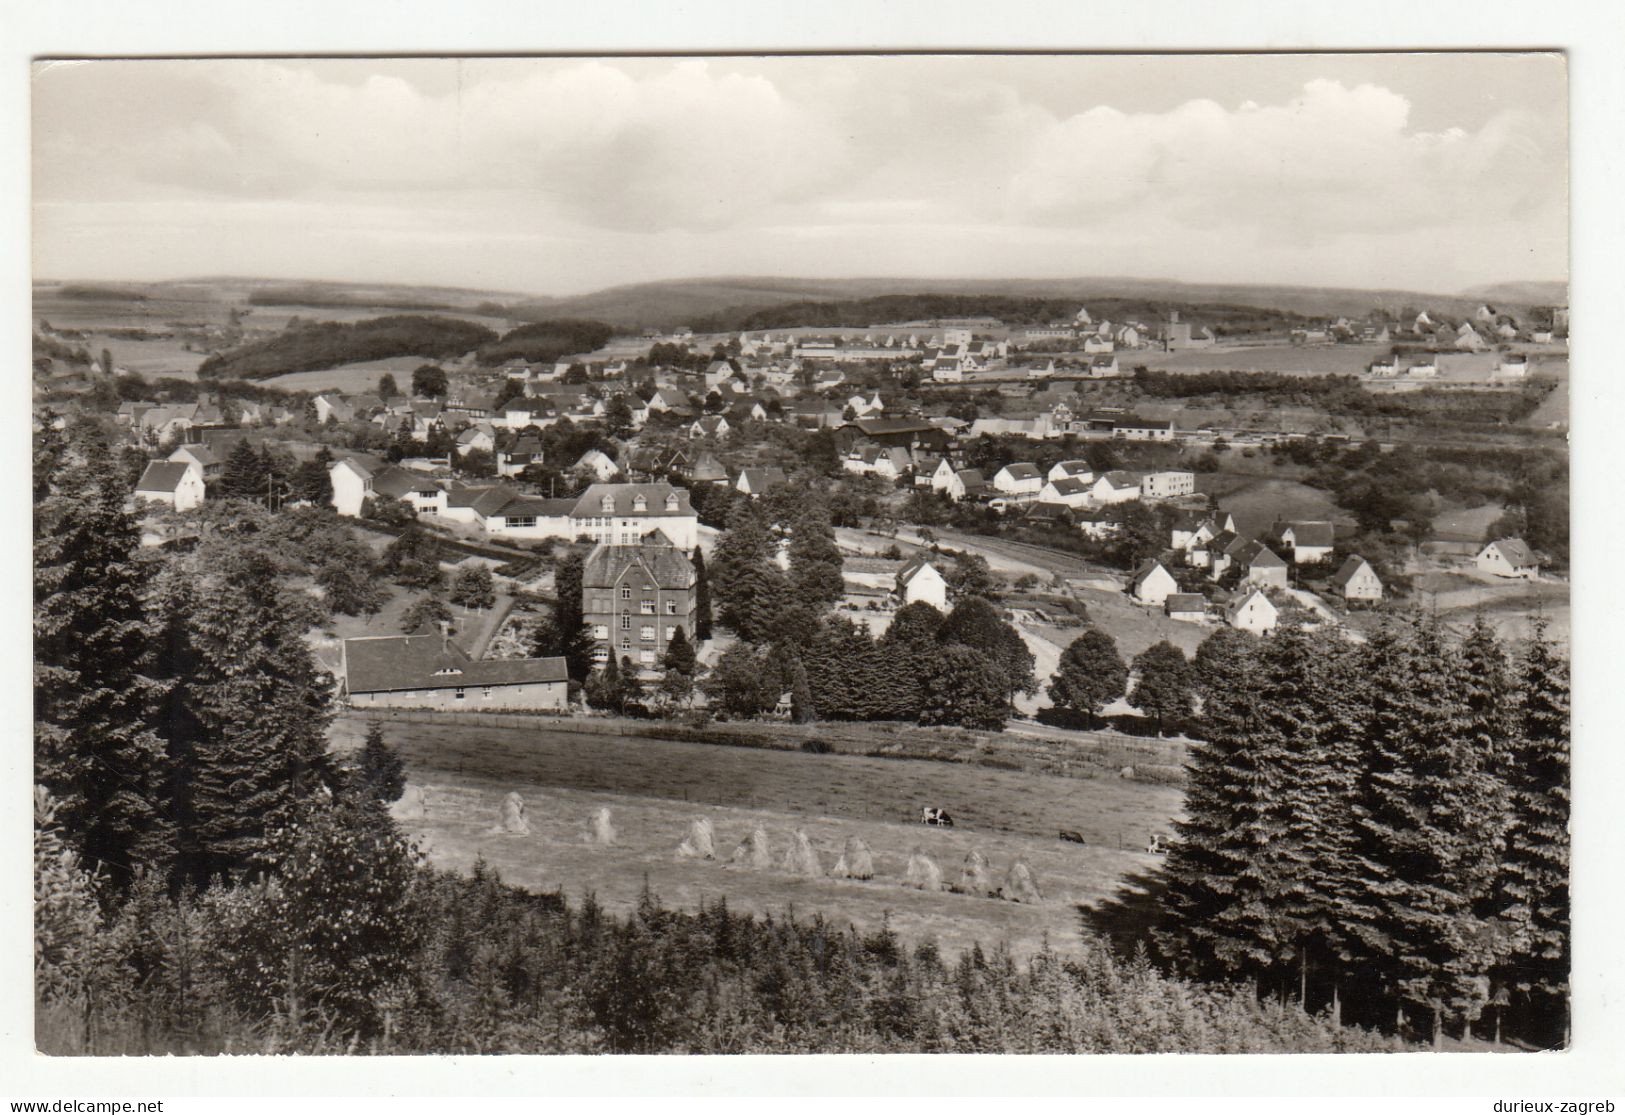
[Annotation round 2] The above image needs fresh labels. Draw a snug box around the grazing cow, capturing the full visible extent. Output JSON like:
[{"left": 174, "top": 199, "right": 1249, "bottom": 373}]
[
  {"left": 920, "top": 806, "right": 954, "bottom": 827},
  {"left": 1058, "top": 830, "right": 1086, "bottom": 845},
  {"left": 1146, "top": 833, "right": 1169, "bottom": 855}
]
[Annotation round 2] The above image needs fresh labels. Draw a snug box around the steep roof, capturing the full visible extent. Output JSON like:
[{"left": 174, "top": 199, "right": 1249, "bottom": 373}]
[
  {"left": 1052, "top": 459, "right": 1091, "bottom": 476},
  {"left": 1099, "top": 470, "right": 1142, "bottom": 489},
  {"left": 1225, "top": 587, "right": 1276, "bottom": 619},
  {"left": 1237, "top": 540, "right": 1287, "bottom": 568},
  {"left": 999, "top": 463, "right": 1041, "bottom": 481},
  {"left": 896, "top": 555, "right": 940, "bottom": 588},
  {"left": 1329, "top": 555, "right": 1377, "bottom": 589},
  {"left": 582, "top": 539, "right": 696, "bottom": 591},
  {"left": 1046, "top": 477, "right": 1089, "bottom": 497},
  {"left": 737, "top": 467, "right": 787, "bottom": 490},
  {"left": 1486, "top": 537, "right": 1538, "bottom": 566},
  {"left": 371, "top": 466, "right": 431, "bottom": 500},
  {"left": 135, "top": 461, "right": 194, "bottom": 494},
  {"left": 1278, "top": 520, "right": 1336, "bottom": 548},
  {"left": 570, "top": 482, "right": 694, "bottom": 519},
  {"left": 1130, "top": 559, "right": 1174, "bottom": 591},
  {"left": 343, "top": 633, "right": 568, "bottom": 695}
]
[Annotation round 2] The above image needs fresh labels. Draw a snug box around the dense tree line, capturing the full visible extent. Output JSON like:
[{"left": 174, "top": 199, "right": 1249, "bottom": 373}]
[
  {"left": 198, "top": 315, "right": 497, "bottom": 380},
  {"left": 1157, "top": 618, "right": 1570, "bottom": 1049},
  {"left": 473, "top": 319, "right": 616, "bottom": 367}
]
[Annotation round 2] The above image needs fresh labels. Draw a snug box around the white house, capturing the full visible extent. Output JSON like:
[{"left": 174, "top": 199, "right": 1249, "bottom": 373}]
[
  {"left": 945, "top": 469, "right": 988, "bottom": 502},
  {"left": 134, "top": 460, "right": 206, "bottom": 513},
  {"left": 1140, "top": 471, "right": 1195, "bottom": 501},
  {"left": 329, "top": 454, "right": 384, "bottom": 517},
  {"left": 1369, "top": 355, "right": 1401, "bottom": 377},
  {"left": 1275, "top": 521, "right": 1336, "bottom": 564},
  {"left": 1238, "top": 541, "right": 1291, "bottom": 589},
  {"left": 689, "top": 414, "right": 731, "bottom": 440},
  {"left": 895, "top": 556, "right": 948, "bottom": 611},
  {"left": 734, "top": 467, "right": 788, "bottom": 497},
  {"left": 455, "top": 424, "right": 496, "bottom": 457},
  {"left": 1496, "top": 354, "right": 1530, "bottom": 379},
  {"left": 1226, "top": 587, "right": 1278, "bottom": 635},
  {"left": 570, "top": 483, "right": 699, "bottom": 551},
  {"left": 1129, "top": 560, "right": 1179, "bottom": 605},
  {"left": 1082, "top": 334, "right": 1115, "bottom": 355},
  {"left": 992, "top": 463, "right": 1044, "bottom": 499},
  {"left": 1165, "top": 593, "right": 1208, "bottom": 623},
  {"left": 1329, "top": 555, "right": 1383, "bottom": 601},
  {"left": 1476, "top": 538, "right": 1540, "bottom": 580},
  {"left": 930, "top": 457, "right": 960, "bottom": 493},
  {"left": 1036, "top": 476, "right": 1093, "bottom": 508},
  {"left": 574, "top": 449, "right": 620, "bottom": 482},
  {"left": 1047, "top": 460, "right": 1091, "bottom": 484},
  {"left": 1408, "top": 358, "right": 1439, "bottom": 379},
  {"left": 1091, "top": 471, "right": 1143, "bottom": 504}
]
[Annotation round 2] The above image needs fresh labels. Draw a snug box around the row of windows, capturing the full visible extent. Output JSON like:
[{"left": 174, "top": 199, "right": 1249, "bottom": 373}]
[{"left": 597, "top": 623, "right": 681, "bottom": 642}]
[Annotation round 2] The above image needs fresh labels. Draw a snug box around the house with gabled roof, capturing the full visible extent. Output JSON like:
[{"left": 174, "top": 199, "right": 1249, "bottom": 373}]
[
  {"left": 1048, "top": 459, "right": 1093, "bottom": 483},
  {"left": 992, "top": 462, "right": 1043, "bottom": 500},
  {"left": 1476, "top": 537, "right": 1540, "bottom": 580},
  {"left": 134, "top": 460, "right": 206, "bottom": 512},
  {"left": 570, "top": 482, "right": 697, "bottom": 550},
  {"left": 582, "top": 536, "right": 697, "bottom": 670},
  {"left": 1171, "top": 510, "right": 1217, "bottom": 555},
  {"left": 1037, "top": 476, "right": 1093, "bottom": 508},
  {"left": 1237, "top": 540, "right": 1290, "bottom": 589},
  {"left": 329, "top": 452, "right": 390, "bottom": 517},
  {"left": 945, "top": 468, "right": 988, "bottom": 502},
  {"left": 1225, "top": 587, "right": 1278, "bottom": 635},
  {"left": 1129, "top": 560, "right": 1179, "bottom": 605},
  {"left": 574, "top": 448, "right": 620, "bottom": 482},
  {"left": 1274, "top": 520, "right": 1336, "bottom": 564},
  {"left": 1328, "top": 555, "right": 1383, "bottom": 601},
  {"left": 1165, "top": 593, "right": 1208, "bottom": 623},
  {"left": 455, "top": 423, "right": 496, "bottom": 457},
  {"left": 497, "top": 434, "right": 544, "bottom": 478},
  {"left": 735, "top": 467, "right": 787, "bottom": 497},
  {"left": 1091, "top": 471, "right": 1143, "bottom": 504},
  {"left": 689, "top": 414, "right": 731, "bottom": 440},
  {"left": 341, "top": 629, "right": 568, "bottom": 710},
  {"left": 167, "top": 443, "right": 224, "bottom": 483},
  {"left": 895, "top": 555, "right": 948, "bottom": 610}
]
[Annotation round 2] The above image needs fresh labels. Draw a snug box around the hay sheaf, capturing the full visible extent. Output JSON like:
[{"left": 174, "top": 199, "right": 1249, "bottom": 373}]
[
  {"left": 729, "top": 827, "right": 773, "bottom": 869},
  {"left": 494, "top": 791, "right": 529, "bottom": 835},
  {"left": 832, "top": 835, "right": 875, "bottom": 880},
  {"left": 675, "top": 817, "right": 716, "bottom": 860},
  {"left": 999, "top": 860, "right": 1044, "bottom": 904},
  {"left": 588, "top": 807, "right": 616, "bottom": 846},
  {"left": 781, "top": 829, "right": 824, "bottom": 877},
  {"left": 953, "top": 849, "right": 997, "bottom": 897},
  {"left": 904, "top": 849, "right": 944, "bottom": 892}
]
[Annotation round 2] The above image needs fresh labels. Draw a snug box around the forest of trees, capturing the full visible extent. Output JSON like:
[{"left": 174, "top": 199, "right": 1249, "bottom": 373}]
[
  {"left": 1157, "top": 619, "right": 1570, "bottom": 1049},
  {"left": 198, "top": 315, "right": 498, "bottom": 380},
  {"left": 473, "top": 319, "right": 617, "bottom": 367}
]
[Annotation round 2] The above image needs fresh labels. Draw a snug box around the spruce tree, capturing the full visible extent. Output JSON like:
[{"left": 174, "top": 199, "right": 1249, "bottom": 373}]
[
  {"left": 691, "top": 547, "right": 713, "bottom": 640},
  {"left": 220, "top": 439, "right": 269, "bottom": 500},
  {"left": 790, "top": 658, "right": 816, "bottom": 723},
  {"left": 170, "top": 549, "right": 336, "bottom": 883},
  {"left": 355, "top": 722, "right": 407, "bottom": 805},
  {"left": 1349, "top": 618, "right": 1503, "bottom": 1044},
  {"left": 551, "top": 552, "right": 594, "bottom": 681},
  {"left": 661, "top": 626, "right": 696, "bottom": 676},
  {"left": 787, "top": 508, "right": 845, "bottom": 608},
  {"left": 34, "top": 429, "right": 172, "bottom": 886},
  {"left": 1497, "top": 625, "right": 1570, "bottom": 1046}
]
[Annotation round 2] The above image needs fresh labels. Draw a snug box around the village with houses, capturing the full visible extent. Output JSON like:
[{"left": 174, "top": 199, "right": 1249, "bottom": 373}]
[
  {"left": 34, "top": 281, "right": 1568, "bottom": 728},
  {"left": 27, "top": 50, "right": 1583, "bottom": 1068}
]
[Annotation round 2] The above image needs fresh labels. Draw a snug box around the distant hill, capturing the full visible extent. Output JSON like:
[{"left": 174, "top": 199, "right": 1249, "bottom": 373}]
[
  {"left": 533, "top": 275, "right": 1555, "bottom": 331},
  {"left": 1456, "top": 281, "right": 1568, "bottom": 306},
  {"left": 41, "top": 273, "right": 1570, "bottom": 334}
]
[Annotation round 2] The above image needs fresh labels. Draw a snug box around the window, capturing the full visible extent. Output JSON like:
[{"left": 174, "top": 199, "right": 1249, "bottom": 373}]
[
  {"left": 665, "top": 601, "right": 677, "bottom": 615},
  {"left": 454, "top": 687, "right": 466, "bottom": 701},
  {"left": 593, "top": 625, "right": 607, "bottom": 640},
  {"left": 639, "top": 650, "right": 655, "bottom": 665},
  {"left": 640, "top": 600, "right": 655, "bottom": 614},
  {"left": 640, "top": 625, "right": 655, "bottom": 641},
  {"left": 482, "top": 687, "right": 492, "bottom": 699},
  {"left": 601, "top": 494, "right": 615, "bottom": 512},
  {"left": 620, "top": 616, "right": 630, "bottom": 630},
  {"left": 632, "top": 495, "right": 647, "bottom": 512},
  {"left": 621, "top": 586, "right": 632, "bottom": 600},
  {"left": 665, "top": 625, "right": 676, "bottom": 641},
  {"left": 665, "top": 494, "right": 679, "bottom": 511}
]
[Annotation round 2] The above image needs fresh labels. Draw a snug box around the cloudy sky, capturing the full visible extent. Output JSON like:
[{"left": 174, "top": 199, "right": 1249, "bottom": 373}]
[{"left": 32, "top": 54, "right": 1567, "bottom": 297}]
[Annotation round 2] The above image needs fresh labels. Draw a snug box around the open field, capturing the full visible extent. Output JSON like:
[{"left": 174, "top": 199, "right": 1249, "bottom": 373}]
[
  {"left": 1431, "top": 502, "right": 1504, "bottom": 543},
  {"left": 1136, "top": 343, "right": 1388, "bottom": 376},
  {"left": 260, "top": 356, "right": 452, "bottom": 394},
  {"left": 1407, "top": 570, "right": 1570, "bottom": 648},
  {"left": 332, "top": 713, "right": 1181, "bottom": 959},
  {"left": 1198, "top": 475, "right": 1343, "bottom": 539}
]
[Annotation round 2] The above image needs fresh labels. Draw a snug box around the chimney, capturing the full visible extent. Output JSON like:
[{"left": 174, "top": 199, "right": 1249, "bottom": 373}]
[{"left": 439, "top": 620, "right": 451, "bottom": 652}]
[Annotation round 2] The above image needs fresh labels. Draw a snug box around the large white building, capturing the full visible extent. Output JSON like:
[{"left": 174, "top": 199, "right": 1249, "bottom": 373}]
[{"left": 1140, "top": 470, "right": 1196, "bottom": 501}]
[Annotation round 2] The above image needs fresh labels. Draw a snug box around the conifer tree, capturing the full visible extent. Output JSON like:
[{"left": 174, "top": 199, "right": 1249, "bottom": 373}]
[
  {"left": 661, "top": 625, "right": 696, "bottom": 676},
  {"left": 790, "top": 658, "right": 816, "bottom": 724},
  {"left": 1497, "top": 625, "right": 1570, "bottom": 1045},
  {"left": 548, "top": 551, "right": 595, "bottom": 681},
  {"left": 355, "top": 722, "right": 408, "bottom": 805},
  {"left": 168, "top": 549, "right": 336, "bottom": 883},
  {"left": 787, "top": 508, "right": 845, "bottom": 608},
  {"left": 1349, "top": 618, "right": 1503, "bottom": 1044},
  {"left": 34, "top": 428, "right": 172, "bottom": 886},
  {"left": 691, "top": 548, "right": 713, "bottom": 640},
  {"left": 220, "top": 439, "right": 269, "bottom": 500}
]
